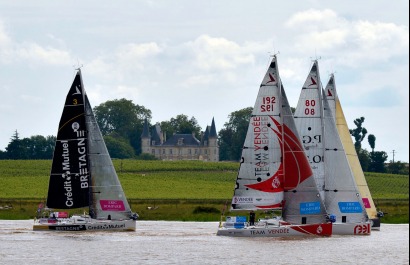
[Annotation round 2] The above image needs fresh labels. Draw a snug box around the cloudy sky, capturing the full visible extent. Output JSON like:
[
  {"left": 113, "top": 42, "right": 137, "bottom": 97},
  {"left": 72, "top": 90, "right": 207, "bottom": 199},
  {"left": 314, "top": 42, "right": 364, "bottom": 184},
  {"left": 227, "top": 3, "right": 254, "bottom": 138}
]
[{"left": 0, "top": 1, "right": 408, "bottom": 162}]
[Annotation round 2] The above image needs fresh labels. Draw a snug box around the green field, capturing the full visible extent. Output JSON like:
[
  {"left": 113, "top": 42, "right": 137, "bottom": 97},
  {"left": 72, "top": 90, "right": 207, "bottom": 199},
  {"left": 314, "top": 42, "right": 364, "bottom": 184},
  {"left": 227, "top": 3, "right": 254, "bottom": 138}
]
[{"left": 0, "top": 160, "right": 408, "bottom": 223}]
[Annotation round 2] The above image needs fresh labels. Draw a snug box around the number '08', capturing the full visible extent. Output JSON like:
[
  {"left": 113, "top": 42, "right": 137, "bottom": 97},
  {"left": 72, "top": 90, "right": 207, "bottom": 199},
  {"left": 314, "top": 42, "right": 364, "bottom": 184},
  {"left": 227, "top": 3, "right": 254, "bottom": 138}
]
[{"left": 304, "top": 99, "right": 316, "bottom": 115}]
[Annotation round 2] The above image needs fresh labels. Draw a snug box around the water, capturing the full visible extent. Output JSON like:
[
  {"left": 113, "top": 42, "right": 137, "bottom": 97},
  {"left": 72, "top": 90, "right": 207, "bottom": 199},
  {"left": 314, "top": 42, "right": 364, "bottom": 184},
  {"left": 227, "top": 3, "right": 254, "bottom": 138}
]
[{"left": 0, "top": 220, "right": 408, "bottom": 265}]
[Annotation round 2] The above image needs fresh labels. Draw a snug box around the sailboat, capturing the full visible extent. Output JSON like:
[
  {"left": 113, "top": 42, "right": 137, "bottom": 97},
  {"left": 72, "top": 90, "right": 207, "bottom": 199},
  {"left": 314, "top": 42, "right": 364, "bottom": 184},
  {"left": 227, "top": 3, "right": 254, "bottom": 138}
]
[
  {"left": 33, "top": 70, "right": 138, "bottom": 231},
  {"left": 325, "top": 74, "right": 383, "bottom": 230},
  {"left": 216, "top": 55, "right": 332, "bottom": 237},
  {"left": 294, "top": 61, "right": 370, "bottom": 235}
]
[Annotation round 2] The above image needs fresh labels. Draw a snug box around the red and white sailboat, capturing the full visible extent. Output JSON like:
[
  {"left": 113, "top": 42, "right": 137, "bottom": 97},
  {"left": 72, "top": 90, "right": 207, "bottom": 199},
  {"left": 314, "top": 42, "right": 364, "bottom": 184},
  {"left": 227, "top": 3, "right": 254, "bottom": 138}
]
[{"left": 217, "top": 55, "right": 332, "bottom": 237}]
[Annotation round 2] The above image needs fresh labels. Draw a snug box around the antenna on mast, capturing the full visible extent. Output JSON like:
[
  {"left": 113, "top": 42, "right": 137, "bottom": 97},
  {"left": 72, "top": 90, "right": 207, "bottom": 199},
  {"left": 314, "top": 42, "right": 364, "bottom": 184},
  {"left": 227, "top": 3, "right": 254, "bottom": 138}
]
[{"left": 73, "top": 60, "right": 83, "bottom": 71}]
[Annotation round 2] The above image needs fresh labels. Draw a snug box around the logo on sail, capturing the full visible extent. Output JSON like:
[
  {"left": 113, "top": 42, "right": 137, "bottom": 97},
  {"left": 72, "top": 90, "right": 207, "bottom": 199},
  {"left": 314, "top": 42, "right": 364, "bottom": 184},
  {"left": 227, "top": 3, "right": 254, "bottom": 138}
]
[{"left": 233, "top": 197, "right": 254, "bottom": 204}]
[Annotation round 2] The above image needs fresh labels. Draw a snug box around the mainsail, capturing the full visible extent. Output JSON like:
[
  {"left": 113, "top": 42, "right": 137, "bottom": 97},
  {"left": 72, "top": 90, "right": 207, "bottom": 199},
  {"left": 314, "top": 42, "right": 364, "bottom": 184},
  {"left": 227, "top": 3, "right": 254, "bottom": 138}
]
[
  {"left": 231, "top": 56, "right": 284, "bottom": 210},
  {"left": 47, "top": 70, "right": 133, "bottom": 220},
  {"left": 47, "top": 72, "right": 90, "bottom": 209},
  {"left": 325, "top": 75, "right": 378, "bottom": 221},
  {"left": 293, "top": 61, "right": 325, "bottom": 198}
]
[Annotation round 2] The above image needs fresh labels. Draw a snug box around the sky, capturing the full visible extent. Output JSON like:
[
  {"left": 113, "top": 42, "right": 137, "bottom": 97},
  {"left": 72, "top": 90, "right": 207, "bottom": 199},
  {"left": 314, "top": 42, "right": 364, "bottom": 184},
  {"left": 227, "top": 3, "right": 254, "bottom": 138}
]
[{"left": 0, "top": 1, "right": 408, "bottom": 162}]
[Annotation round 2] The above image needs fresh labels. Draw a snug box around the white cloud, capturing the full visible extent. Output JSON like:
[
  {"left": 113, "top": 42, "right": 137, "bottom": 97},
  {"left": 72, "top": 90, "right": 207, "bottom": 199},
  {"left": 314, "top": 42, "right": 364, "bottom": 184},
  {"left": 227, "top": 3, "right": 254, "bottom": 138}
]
[
  {"left": 188, "top": 35, "right": 254, "bottom": 71},
  {"left": 16, "top": 43, "right": 72, "bottom": 65}
]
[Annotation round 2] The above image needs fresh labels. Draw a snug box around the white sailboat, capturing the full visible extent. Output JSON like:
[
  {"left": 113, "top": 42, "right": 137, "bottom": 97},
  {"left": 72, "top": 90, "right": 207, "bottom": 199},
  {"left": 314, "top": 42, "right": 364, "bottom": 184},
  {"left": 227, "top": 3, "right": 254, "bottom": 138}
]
[
  {"left": 294, "top": 61, "right": 370, "bottom": 235},
  {"left": 325, "top": 74, "right": 383, "bottom": 230},
  {"left": 33, "top": 70, "right": 138, "bottom": 231},
  {"left": 217, "top": 55, "right": 332, "bottom": 237}
]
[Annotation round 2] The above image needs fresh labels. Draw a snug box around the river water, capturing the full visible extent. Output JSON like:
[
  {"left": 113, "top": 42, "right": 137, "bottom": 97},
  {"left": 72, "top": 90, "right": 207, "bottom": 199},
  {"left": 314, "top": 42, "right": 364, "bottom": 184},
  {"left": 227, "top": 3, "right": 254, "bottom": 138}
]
[{"left": 0, "top": 220, "right": 408, "bottom": 265}]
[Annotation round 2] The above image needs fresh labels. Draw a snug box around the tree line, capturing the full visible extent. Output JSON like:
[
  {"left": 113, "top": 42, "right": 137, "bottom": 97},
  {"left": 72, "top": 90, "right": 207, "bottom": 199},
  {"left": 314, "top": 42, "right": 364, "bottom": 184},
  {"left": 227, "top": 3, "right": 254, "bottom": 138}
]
[{"left": 0, "top": 98, "right": 407, "bottom": 175}]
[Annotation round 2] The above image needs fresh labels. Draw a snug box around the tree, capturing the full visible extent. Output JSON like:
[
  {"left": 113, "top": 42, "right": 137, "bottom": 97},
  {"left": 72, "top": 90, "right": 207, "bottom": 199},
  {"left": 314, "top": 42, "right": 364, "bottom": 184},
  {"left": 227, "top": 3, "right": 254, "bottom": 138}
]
[
  {"left": 5, "top": 130, "right": 30, "bottom": 159},
  {"left": 94, "top": 98, "right": 152, "bottom": 137},
  {"left": 93, "top": 98, "right": 152, "bottom": 155},
  {"left": 357, "top": 149, "right": 370, "bottom": 172},
  {"left": 104, "top": 136, "right": 135, "bottom": 159},
  {"left": 387, "top": 160, "right": 409, "bottom": 175},
  {"left": 349, "top": 117, "right": 368, "bottom": 152},
  {"left": 27, "top": 135, "right": 56, "bottom": 159},
  {"left": 368, "top": 134, "right": 376, "bottom": 153},
  {"left": 368, "top": 151, "right": 388, "bottom": 173},
  {"left": 160, "top": 114, "right": 202, "bottom": 139},
  {"left": 218, "top": 107, "right": 253, "bottom": 161}
]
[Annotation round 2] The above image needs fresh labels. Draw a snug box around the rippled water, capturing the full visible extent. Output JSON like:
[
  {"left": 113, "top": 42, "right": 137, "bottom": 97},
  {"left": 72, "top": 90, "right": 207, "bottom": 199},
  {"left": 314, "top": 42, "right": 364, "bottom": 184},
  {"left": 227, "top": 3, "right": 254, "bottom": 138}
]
[{"left": 0, "top": 220, "right": 408, "bottom": 265}]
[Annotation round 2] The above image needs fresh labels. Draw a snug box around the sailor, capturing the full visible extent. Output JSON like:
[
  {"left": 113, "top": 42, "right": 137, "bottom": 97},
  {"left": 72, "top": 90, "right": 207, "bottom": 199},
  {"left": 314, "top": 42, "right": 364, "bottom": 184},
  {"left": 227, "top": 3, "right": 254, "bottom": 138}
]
[{"left": 249, "top": 210, "right": 256, "bottom": 226}]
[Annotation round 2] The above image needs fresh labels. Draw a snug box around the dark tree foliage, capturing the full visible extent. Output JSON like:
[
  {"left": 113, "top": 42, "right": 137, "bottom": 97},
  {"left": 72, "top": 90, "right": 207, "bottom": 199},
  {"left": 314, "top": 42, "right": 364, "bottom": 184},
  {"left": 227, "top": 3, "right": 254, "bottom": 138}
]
[
  {"left": 94, "top": 98, "right": 151, "bottom": 137},
  {"left": 160, "top": 114, "right": 202, "bottom": 139},
  {"left": 104, "top": 136, "right": 135, "bottom": 159},
  {"left": 2, "top": 131, "right": 56, "bottom": 159},
  {"left": 386, "top": 160, "right": 409, "bottom": 175},
  {"left": 349, "top": 117, "right": 368, "bottom": 151},
  {"left": 218, "top": 107, "right": 253, "bottom": 161},
  {"left": 93, "top": 98, "right": 152, "bottom": 155},
  {"left": 357, "top": 149, "right": 370, "bottom": 172},
  {"left": 368, "top": 151, "right": 388, "bottom": 173},
  {"left": 368, "top": 134, "right": 376, "bottom": 153}
]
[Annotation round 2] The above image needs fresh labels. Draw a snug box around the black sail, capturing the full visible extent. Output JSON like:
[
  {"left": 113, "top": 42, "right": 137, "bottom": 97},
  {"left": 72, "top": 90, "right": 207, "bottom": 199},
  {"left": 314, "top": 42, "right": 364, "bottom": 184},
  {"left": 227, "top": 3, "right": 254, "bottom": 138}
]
[{"left": 47, "top": 71, "right": 90, "bottom": 209}]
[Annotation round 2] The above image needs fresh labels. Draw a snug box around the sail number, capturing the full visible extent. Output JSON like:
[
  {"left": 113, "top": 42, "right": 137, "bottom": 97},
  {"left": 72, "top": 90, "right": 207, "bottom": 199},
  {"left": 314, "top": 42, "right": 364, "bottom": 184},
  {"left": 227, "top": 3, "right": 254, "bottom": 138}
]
[
  {"left": 261, "top": 96, "right": 276, "bottom": 112},
  {"left": 73, "top": 99, "right": 78, "bottom": 105},
  {"left": 304, "top": 99, "right": 316, "bottom": 115}
]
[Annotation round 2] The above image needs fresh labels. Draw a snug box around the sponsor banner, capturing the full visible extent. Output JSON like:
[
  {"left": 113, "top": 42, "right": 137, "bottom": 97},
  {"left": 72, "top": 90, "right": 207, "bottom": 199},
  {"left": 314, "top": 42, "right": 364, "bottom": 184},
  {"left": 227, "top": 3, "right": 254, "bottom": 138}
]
[
  {"left": 362, "top": 198, "right": 371, "bottom": 208},
  {"left": 54, "top": 212, "right": 69, "bottom": 218},
  {"left": 100, "top": 200, "right": 126, "bottom": 211},
  {"left": 300, "top": 202, "right": 321, "bottom": 215},
  {"left": 338, "top": 202, "right": 362, "bottom": 213}
]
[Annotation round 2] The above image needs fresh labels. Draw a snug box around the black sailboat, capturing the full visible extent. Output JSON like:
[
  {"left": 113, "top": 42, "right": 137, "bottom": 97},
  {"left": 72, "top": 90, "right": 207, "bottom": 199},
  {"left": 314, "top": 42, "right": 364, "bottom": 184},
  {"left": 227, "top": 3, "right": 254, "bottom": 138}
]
[{"left": 33, "top": 70, "right": 138, "bottom": 231}]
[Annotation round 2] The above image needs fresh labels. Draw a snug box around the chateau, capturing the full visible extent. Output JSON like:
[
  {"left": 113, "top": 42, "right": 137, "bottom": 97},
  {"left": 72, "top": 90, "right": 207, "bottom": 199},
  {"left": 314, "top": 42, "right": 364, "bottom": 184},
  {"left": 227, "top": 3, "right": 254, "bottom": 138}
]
[{"left": 141, "top": 118, "right": 219, "bottom": 161}]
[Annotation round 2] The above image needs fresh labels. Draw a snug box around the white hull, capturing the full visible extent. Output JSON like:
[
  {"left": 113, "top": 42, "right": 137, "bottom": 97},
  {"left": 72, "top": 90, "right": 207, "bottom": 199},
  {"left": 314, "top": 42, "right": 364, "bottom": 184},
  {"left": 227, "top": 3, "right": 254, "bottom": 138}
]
[
  {"left": 33, "top": 217, "right": 136, "bottom": 232},
  {"left": 217, "top": 223, "right": 332, "bottom": 237},
  {"left": 332, "top": 222, "right": 371, "bottom": 235}
]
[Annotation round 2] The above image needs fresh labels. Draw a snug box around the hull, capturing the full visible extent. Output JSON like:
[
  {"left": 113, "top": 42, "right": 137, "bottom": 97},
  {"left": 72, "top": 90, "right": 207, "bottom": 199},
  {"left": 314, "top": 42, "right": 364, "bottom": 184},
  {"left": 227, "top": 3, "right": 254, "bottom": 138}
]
[
  {"left": 33, "top": 218, "right": 136, "bottom": 232},
  {"left": 217, "top": 223, "right": 332, "bottom": 237},
  {"left": 370, "top": 218, "right": 381, "bottom": 231},
  {"left": 332, "top": 222, "right": 371, "bottom": 235}
]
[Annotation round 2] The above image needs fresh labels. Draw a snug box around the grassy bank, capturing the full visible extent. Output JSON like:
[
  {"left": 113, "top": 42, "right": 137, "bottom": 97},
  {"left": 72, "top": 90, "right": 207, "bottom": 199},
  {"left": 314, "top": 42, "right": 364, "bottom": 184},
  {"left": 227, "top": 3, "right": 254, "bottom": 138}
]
[{"left": 0, "top": 160, "right": 408, "bottom": 223}]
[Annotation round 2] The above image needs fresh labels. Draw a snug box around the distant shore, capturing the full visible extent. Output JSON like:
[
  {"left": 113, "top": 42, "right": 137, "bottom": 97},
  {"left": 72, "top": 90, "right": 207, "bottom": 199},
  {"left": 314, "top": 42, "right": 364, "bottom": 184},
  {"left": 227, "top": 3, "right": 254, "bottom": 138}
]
[
  {"left": 0, "top": 198, "right": 408, "bottom": 224},
  {"left": 0, "top": 160, "right": 408, "bottom": 223}
]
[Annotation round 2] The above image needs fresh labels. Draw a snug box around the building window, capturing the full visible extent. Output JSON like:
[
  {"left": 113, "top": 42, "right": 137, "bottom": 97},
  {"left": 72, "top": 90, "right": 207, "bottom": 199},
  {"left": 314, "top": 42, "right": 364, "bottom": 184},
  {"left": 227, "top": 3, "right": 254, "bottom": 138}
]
[
  {"left": 195, "top": 149, "right": 198, "bottom": 155},
  {"left": 152, "top": 149, "right": 155, "bottom": 154},
  {"left": 169, "top": 149, "right": 173, "bottom": 155},
  {"left": 188, "top": 149, "right": 191, "bottom": 154},
  {"left": 178, "top": 138, "right": 184, "bottom": 146},
  {"left": 162, "top": 149, "right": 165, "bottom": 154}
]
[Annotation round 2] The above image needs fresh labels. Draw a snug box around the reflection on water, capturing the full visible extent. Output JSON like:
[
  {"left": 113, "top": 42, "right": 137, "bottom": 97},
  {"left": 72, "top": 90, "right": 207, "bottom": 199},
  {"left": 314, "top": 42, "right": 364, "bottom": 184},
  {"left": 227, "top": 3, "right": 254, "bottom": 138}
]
[{"left": 0, "top": 220, "right": 408, "bottom": 265}]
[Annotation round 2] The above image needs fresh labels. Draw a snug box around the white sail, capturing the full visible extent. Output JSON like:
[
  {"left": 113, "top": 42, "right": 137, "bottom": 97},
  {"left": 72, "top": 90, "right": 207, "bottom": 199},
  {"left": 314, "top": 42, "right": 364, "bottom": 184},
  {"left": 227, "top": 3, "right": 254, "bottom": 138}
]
[
  {"left": 325, "top": 74, "right": 379, "bottom": 226},
  {"left": 85, "top": 95, "right": 133, "bottom": 220},
  {"left": 322, "top": 91, "right": 367, "bottom": 223},
  {"left": 231, "top": 57, "right": 284, "bottom": 210},
  {"left": 293, "top": 61, "right": 325, "bottom": 198}
]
